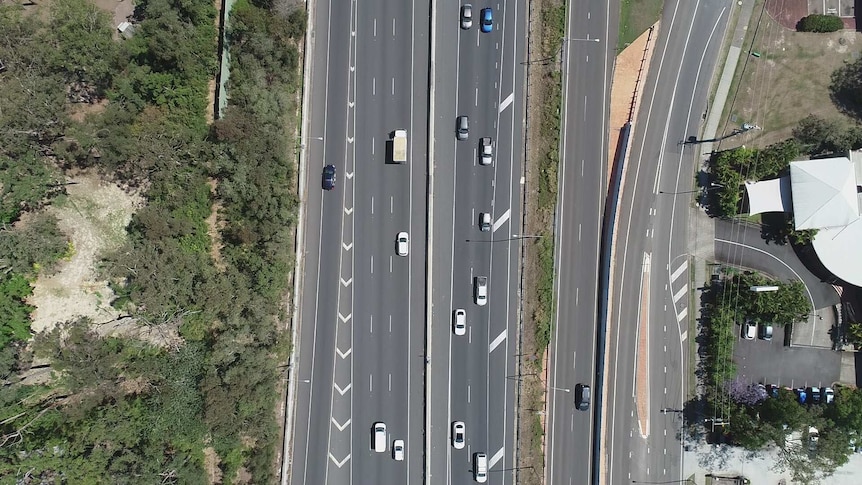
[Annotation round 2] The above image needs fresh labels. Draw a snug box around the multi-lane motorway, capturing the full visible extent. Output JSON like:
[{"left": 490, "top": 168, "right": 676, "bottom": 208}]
[
  {"left": 288, "top": 0, "right": 739, "bottom": 484},
  {"left": 289, "top": 0, "right": 428, "bottom": 483},
  {"left": 429, "top": 1, "right": 527, "bottom": 484},
  {"left": 289, "top": 1, "right": 526, "bottom": 484}
]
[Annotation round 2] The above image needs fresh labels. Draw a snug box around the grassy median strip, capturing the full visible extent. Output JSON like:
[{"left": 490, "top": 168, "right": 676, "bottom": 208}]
[
  {"left": 618, "top": 0, "right": 664, "bottom": 51},
  {"left": 516, "top": 1, "right": 566, "bottom": 483}
]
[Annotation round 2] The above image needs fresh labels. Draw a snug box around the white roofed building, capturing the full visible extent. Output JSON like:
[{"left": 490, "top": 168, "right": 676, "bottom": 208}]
[{"left": 744, "top": 152, "right": 862, "bottom": 287}]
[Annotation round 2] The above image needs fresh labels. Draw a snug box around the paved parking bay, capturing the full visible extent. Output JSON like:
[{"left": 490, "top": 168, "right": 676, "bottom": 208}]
[{"left": 734, "top": 324, "right": 842, "bottom": 389}]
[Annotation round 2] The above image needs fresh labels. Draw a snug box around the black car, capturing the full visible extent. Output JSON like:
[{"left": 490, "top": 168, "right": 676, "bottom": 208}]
[
  {"left": 322, "top": 164, "right": 336, "bottom": 190},
  {"left": 575, "top": 383, "right": 591, "bottom": 411}
]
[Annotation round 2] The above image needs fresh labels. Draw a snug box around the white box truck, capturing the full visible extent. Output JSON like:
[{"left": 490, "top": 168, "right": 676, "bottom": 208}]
[{"left": 391, "top": 129, "right": 407, "bottom": 163}]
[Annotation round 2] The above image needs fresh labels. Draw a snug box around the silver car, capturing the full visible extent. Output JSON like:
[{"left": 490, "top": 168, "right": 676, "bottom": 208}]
[
  {"left": 460, "top": 4, "right": 473, "bottom": 29},
  {"left": 479, "top": 137, "right": 493, "bottom": 165},
  {"left": 456, "top": 115, "right": 469, "bottom": 141}
]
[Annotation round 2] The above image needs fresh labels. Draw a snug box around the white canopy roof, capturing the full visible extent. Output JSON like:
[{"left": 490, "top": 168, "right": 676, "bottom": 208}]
[
  {"left": 745, "top": 177, "right": 792, "bottom": 215},
  {"left": 813, "top": 219, "right": 862, "bottom": 287},
  {"left": 790, "top": 158, "right": 859, "bottom": 230}
]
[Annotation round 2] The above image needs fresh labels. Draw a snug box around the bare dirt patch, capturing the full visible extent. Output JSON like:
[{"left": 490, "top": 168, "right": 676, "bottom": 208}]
[
  {"left": 203, "top": 446, "right": 224, "bottom": 484},
  {"left": 68, "top": 98, "right": 108, "bottom": 123},
  {"left": 206, "top": 178, "right": 226, "bottom": 271},
  {"left": 26, "top": 170, "right": 181, "bottom": 348},
  {"left": 90, "top": 0, "right": 135, "bottom": 32},
  {"left": 721, "top": 11, "right": 861, "bottom": 149}
]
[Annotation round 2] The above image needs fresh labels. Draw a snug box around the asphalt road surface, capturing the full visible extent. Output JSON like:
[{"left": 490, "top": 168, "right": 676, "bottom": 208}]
[
  {"left": 429, "top": 1, "right": 527, "bottom": 484},
  {"left": 605, "top": 1, "right": 730, "bottom": 484},
  {"left": 289, "top": 0, "right": 429, "bottom": 484},
  {"left": 544, "top": 1, "right": 617, "bottom": 484}
]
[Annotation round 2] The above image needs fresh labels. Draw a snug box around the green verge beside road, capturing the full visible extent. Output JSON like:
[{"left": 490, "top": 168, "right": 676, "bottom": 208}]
[{"left": 618, "top": 0, "right": 663, "bottom": 52}]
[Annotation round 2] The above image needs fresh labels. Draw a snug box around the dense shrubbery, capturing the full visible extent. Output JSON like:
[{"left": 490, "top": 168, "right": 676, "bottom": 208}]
[
  {"left": 696, "top": 271, "right": 857, "bottom": 482},
  {"left": 797, "top": 14, "right": 844, "bottom": 33},
  {"left": 0, "top": 0, "right": 305, "bottom": 482},
  {"left": 792, "top": 114, "right": 862, "bottom": 156},
  {"left": 708, "top": 140, "right": 801, "bottom": 218}
]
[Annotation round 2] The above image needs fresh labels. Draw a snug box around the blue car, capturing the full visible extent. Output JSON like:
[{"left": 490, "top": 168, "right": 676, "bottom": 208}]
[
  {"left": 797, "top": 388, "right": 807, "bottom": 404},
  {"left": 480, "top": 8, "right": 493, "bottom": 33}
]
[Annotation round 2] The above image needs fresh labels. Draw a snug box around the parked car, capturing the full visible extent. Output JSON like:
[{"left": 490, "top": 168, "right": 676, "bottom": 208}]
[
  {"left": 823, "top": 387, "right": 835, "bottom": 404},
  {"left": 759, "top": 323, "right": 773, "bottom": 340},
  {"left": 796, "top": 388, "right": 808, "bottom": 404},
  {"left": 810, "top": 387, "right": 822, "bottom": 404},
  {"left": 743, "top": 320, "right": 757, "bottom": 340},
  {"left": 766, "top": 384, "right": 780, "bottom": 398}
]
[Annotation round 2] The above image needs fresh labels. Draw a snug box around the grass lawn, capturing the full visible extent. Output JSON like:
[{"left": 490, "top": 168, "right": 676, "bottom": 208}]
[
  {"left": 719, "top": 5, "right": 862, "bottom": 149},
  {"left": 618, "top": 0, "right": 663, "bottom": 52}
]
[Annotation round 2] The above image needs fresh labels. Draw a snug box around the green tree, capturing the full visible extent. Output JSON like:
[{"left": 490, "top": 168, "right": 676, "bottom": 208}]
[
  {"left": 831, "top": 57, "right": 862, "bottom": 120},
  {"left": 797, "top": 14, "right": 845, "bottom": 33}
]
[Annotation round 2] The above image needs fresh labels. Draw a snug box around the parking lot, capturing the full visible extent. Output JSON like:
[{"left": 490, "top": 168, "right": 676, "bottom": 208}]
[{"left": 733, "top": 323, "right": 842, "bottom": 389}]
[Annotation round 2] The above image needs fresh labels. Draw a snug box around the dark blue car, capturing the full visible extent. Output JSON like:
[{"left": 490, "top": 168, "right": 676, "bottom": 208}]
[
  {"left": 322, "top": 164, "right": 336, "bottom": 190},
  {"left": 480, "top": 8, "right": 493, "bottom": 33}
]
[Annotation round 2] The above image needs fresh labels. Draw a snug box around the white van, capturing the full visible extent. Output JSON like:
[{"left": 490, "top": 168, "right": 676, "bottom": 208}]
[
  {"left": 373, "top": 422, "right": 387, "bottom": 453},
  {"left": 473, "top": 452, "right": 488, "bottom": 482}
]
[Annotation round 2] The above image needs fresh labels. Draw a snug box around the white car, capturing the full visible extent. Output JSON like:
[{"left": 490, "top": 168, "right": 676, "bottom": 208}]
[
  {"left": 452, "top": 421, "right": 466, "bottom": 449},
  {"left": 474, "top": 276, "right": 488, "bottom": 306},
  {"left": 373, "top": 422, "right": 387, "bottom": 452},
  {"left": 454, "top": 309, "right": 466, "bottom": 336},
  {"left": 479, "top": 137, "right": 493, "bottom": 165},
  {"left": 396, "top": 232, "right": 409, "bottom": 256},
  {"left": 479, "top": 212, "right": 491, "bottom": 232},
  {"left": 460, "top": 4, "right": 473, "bottom": 29},
  {"left": 392, "top": 439, "right": 405, "bottom": 461}
]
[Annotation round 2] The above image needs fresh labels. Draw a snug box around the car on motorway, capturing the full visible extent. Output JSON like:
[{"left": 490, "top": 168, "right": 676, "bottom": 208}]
[
  {"left": 759, "top": 323, "right": 773, "bottom": 340},
  {"left": 460, "top": 4, "right": 472, "bottom": 29},
  {"left": 372, "top": 422, "right": 387, "bottom": 452},
  {"left": 452, "top": 421, "right": 466, "bottom": 449},
  {"left": 456, "top": 115, "right": 469, "bottom": 140},
  {"left": 396, "top": 231, "right": 409, "bottom": 256},
  {"left": 474, "top": 276, "right": 487, "bottom": 306},
  {"left": 454, "top": 309, "right": 466, "bottom": 336},
  {"left": 823, "top": 387, "right": 835, "bottom": 404},
  {"left": 479, "top": 137, "right": 493, "bottom": 165},
  {"left": 575, "top": 383, "right": 591, "bottom": 411},
  {"left": 480, "top": 8, "right": 492, "bottom": 33},
  {"left": 473, "top": 452, "right": 488, "bottom": 482},
  {"left": 392, "top": 439, "right": 404, "bottom": 461},
  {"left": 322, "top": 164, "right": 336, "bottom": 190},
  {"left": 479, "top": 212, "right": 491, "bottom": 232},
  {"left": 743, "top": 320, "right": 756, "bottom": 340}
]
